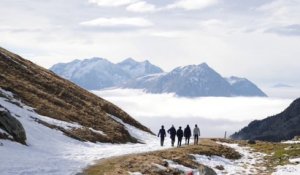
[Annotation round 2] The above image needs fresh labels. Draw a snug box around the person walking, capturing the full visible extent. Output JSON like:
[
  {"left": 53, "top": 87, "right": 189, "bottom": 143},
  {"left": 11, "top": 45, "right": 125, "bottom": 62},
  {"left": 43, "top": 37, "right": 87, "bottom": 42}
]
[
  {"left": 167, "top": 125, "right": 176, "bottom": 147},
  {"left": 193, "top": 124, "right": 201, "bottom": 145},
  {"left": 176, "top": 126, "right": 183, "bottom": 147},
  {"left": 158, "top": 125, "right": 166, "bottom": 146},
  {"left": 184, "top": 125, "right": 191, "bottom": 145}
]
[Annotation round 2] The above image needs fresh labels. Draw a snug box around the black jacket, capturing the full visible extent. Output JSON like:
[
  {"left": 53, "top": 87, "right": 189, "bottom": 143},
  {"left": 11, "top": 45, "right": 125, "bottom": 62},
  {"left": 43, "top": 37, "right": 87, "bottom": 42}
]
[
  {"left": 158, "top": 129, "right": 166, "bottom": 138},
  {"left": 184, "top": 126, "right": 191, "bottom": 138},
  {"left": 176, "top": 128, "right": 183, "bottom": 138},
  {"left": 167, "top": 127, "right": 176, "bottom": 137}
]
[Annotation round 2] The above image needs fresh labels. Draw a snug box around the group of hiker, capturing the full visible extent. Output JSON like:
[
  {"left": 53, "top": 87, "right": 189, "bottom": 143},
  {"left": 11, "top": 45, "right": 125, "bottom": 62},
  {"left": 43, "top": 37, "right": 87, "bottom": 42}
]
[{"left": 157, "top": 124, "right": 201, "bottom": 147}]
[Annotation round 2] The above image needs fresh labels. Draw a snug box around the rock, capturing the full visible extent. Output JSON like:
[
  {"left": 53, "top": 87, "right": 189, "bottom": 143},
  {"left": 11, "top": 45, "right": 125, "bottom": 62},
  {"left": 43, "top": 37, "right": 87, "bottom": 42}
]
[
  {"left": 198, "top": 165, "right": 217, "bottom": 175},
  {"left": 248, "top": 140, "right": 256, "bottom": 144},
  {"left": 215, "top": 165, "right": 225, "bottom": 170},
  {"left": 0, "top": 110, "right": 26, "bottom": 145}
]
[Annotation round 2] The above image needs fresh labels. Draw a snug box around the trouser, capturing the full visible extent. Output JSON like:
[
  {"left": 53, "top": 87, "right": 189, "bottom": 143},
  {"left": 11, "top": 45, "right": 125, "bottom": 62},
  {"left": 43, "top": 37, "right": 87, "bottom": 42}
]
[
  {"left": 194, "top": 134, "right": 199, "bottom": 145},
  {"left": 171, "top": 136, "right": 175, "bottom": 146},
  {"left": 160, "top": 137, "right": 165, "bottom": 146},
  {"left": 178, "top": 137, "right": 182, "bottom": 147},
  {"left": 185, "top": 137, "right": 190, "bottom": 145}
]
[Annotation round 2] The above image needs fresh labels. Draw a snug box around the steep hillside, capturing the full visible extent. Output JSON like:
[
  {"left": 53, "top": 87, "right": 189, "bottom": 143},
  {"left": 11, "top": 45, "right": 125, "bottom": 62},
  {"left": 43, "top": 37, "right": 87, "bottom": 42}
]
[
  {"left": 123, "top": 63, "right": 267, "bottom": 97},
  {"left": 0, "top": 47, "right": 151, "bottom": 144},
  {"left": 231, "top": 98, "right": 300, "bottom": 142}
]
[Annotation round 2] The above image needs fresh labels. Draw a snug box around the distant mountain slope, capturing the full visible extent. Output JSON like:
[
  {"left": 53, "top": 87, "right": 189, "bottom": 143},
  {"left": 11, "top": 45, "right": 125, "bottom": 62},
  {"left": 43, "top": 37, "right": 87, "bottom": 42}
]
[
  {"left": 0, "top": 47, "right": 151, "bottom": 144},
  {"left": 50, "top": 58, "right": 131, "bottom": 90},
  {"left": 231, "top": 98, "right": 300, "bottom": 142},
  {"left": 123, "top": 63, "right": 267, "bottom": 97},
  {"left": 272, "top": 83, "right": 293, "bottom": 88},
  {"left": 226, "top": 76, "right": 267, "bottom": 97},
  {"left": 50, "top": 57, "right": 163, "bottom": 90},
  {"left": 117, "top": 58, "right": 163, "bottom": 78}
]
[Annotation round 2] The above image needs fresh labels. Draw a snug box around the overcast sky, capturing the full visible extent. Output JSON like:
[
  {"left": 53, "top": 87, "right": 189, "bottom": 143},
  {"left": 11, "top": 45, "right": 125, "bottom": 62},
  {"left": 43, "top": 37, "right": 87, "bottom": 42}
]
[{"left": 0, "top": 0, "right": 300, "bottom": 87}]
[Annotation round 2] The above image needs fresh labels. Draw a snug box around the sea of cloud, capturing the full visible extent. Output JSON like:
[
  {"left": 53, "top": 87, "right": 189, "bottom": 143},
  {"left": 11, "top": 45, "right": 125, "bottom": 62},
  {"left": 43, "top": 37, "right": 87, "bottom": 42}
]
[{"left": 93, "top": 89, "right": 294, "bottom": 137}]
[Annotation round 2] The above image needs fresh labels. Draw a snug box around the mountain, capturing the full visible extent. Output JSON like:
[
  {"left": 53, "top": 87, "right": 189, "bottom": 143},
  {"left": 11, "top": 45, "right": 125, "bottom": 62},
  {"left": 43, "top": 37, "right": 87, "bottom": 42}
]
[
  {"left": 272, "top": 83, "right": 293, "bottom": 88},
  {"left": 0, "top": 47, "right": 151, "bottom": 144},
  {"left": 50, "top": 57, "right": 163, "bottom": 90},
  {"left": 231, "top": 98, "right": 300, "bottom": 142},
  {"left": 117, "top": 58, "right": 163, "bottom": 78},
  {"left": 226, "top": 76, "right": 267, "bottom": 97},
  {"left": 123, "top": 63, "right": 267, "bottom": 97},
  {"left": 50, "top": 57, "right": 131, "bottom": 90}
]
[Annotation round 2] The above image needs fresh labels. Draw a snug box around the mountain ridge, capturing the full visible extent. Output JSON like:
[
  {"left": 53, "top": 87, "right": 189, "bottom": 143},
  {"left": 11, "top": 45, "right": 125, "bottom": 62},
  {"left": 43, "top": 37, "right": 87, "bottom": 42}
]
[
  {"left": 231, "top": 98, "right": 300, "bottom": 142},
  {"left": 123, "top": 63, "right": 267, "bottom": 97}
]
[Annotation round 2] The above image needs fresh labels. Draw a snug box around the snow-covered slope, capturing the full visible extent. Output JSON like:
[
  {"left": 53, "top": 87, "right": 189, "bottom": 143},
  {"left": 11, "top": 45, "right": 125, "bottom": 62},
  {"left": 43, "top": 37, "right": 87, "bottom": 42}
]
[
  {"left": 117, "top": 58, "right": 163, "bottom": 78},
  {"left": 226, "top": 76, "right": 267, "bottom": 97},
  {"left": 50, "top": 57, "right": 163, "bottom": 90},
  {"left": 0, "top": 88, "right": 169, "bottom": 175},
  {"left": 123, "top": 63, "right": 267, "bottom": 97},
  {"left": 50, "top": 57, "right": 131, "bottom": 90}
]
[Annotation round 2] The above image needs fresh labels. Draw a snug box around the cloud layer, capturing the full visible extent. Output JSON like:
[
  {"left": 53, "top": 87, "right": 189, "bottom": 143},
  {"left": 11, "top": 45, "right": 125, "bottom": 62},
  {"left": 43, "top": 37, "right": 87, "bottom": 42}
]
[
  {"left": 93, "top": 89, "right": 293, "bottom": 137},
  {"left": 80, "top": 17, "right": 153, "bottom": 27}
]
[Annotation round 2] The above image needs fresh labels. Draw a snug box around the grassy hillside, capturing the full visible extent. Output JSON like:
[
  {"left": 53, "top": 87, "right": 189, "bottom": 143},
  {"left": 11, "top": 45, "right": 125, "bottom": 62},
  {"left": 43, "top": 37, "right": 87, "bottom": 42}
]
[{"left": 0, "top": 47, "right": 152, "bottom": 143}]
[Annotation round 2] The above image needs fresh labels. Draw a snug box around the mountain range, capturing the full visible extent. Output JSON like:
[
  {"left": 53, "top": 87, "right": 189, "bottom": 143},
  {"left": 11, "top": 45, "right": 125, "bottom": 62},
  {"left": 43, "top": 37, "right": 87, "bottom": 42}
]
[
  {"left": 231, "top": 98, "right": 300, "bottom": 142},
  {"left": 51, "top": 58, "right": 267, "bottom": 97}
]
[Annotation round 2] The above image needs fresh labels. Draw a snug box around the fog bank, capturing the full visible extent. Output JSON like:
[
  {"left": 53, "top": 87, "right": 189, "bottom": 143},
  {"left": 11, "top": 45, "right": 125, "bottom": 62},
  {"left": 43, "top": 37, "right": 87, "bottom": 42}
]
[{"left": 93, "top": 89, "right": 293, "bottom": 137}]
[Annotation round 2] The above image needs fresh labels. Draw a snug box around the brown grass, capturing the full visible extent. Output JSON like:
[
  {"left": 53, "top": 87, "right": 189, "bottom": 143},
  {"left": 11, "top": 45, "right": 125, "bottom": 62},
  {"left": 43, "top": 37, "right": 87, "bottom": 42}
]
[
  {"left": 83, "top": 139, "right": 241, "bottom": 175},
  {"left": 0, "top": 47, "right": 152, "bottom": 143}
]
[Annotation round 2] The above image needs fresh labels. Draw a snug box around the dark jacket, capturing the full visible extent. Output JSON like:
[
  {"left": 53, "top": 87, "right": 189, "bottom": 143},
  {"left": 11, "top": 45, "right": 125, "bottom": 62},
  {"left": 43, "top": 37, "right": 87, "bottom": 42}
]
[
  {"left": 184, "top": 126, "right": 191, "bottom": 138},
  {"left": 158, "top": 129, "right": 166, "bottom": 138},
  {"left": 176, "top": 128, "right": 183, "bottom": 138},
  {"left": 167, "top": 127, "right": 176, "bottom": 138}
]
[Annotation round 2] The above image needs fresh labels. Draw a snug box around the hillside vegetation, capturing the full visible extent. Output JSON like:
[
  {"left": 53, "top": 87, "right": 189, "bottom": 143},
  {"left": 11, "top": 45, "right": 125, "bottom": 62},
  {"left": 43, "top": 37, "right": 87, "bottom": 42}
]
[
  {"left": 231, "top": 98, "right": 300, "bottom": 142},
  {"left": 0, "top": 47, "right": 151, "bottom": 143}
]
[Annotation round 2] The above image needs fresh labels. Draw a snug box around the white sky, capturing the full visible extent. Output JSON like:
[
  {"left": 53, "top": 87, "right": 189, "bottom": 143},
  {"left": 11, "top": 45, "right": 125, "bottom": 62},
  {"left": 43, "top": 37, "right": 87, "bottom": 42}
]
[{"left": 0, "top": 0, "right": 300, "bottom": 87}]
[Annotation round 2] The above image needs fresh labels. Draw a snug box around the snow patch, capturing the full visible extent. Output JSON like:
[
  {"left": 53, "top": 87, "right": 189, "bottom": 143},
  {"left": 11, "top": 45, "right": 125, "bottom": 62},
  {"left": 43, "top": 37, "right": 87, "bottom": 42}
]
[
  {"left": 0, "top": 90, "right": 171, "bottom": 175},
  {"left": 282, "top": 140, "right": 300, "bottom": 144},
  {"left": 192, "top": 142, "right": 266, "bottom": 174},
  {"left": 273, "top": 164, "right": 300, "bottom": 175},
  {"left": 290, "top": 158, "right": 300, "bottom": 164},
  {"left": 165, "top": 160, "right": 200, "bottom": 175}
]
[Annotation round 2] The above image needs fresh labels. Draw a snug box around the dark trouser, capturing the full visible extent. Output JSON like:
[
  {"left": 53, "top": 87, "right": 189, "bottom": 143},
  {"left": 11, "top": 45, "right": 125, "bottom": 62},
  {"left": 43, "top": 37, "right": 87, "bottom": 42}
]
[
  {"left": 177, "top": 137, "right": 182, "bottom": 147},
  {"left": 185, "top": 137, "right": 190, "bottom": 145},
  {"left": 194, "top": 134, "right": 199, "bottom": 145},
  {"left": 171, "top": 136, "right": 176, "bottom": 147},
  {"left": 160, "top": 137, "right": 165, "bottom": 146}
]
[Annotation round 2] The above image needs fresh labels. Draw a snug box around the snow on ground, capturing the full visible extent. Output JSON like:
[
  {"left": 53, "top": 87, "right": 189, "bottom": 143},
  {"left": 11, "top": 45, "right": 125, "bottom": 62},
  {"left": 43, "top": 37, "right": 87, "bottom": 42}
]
[
  {"left": 272, "top": 157, "right": 300, "bottom": 175},
  {"left": 192, "top": 142, "right": 266, "bottom": 175},
  {"left": 282, "top": 140, "right": 300, "bottom": 144},
  {"left": 165, "top": 160, "right": 200, "bottom": 175},
  {"left": 0, "top": 89, "right": 171, "bottom": 175}
]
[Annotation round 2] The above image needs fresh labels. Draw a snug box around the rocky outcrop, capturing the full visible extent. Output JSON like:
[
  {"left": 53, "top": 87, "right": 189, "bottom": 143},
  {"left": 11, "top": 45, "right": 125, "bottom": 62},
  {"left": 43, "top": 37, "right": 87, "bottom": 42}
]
[{"left": 0, "top": 109, "right": 26, "bottom": 144}]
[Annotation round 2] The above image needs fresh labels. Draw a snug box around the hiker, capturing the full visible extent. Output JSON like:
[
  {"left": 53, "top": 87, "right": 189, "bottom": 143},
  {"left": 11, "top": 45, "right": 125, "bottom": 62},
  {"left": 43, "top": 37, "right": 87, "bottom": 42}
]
[
  {"left": 176, "top": 126, "right": 183, "bottom": 147},
  {"left": 167, "top": 125, "right": 176, "bottom": 147},
  {"left": 158, "top": 125, "right": 166, "bottom": 146},
  {"left": 184, "top": 125, "right": 191, "bottom": 145},
  {"left": 193, "top": 124, "right": 201, "bottom": 145}
]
